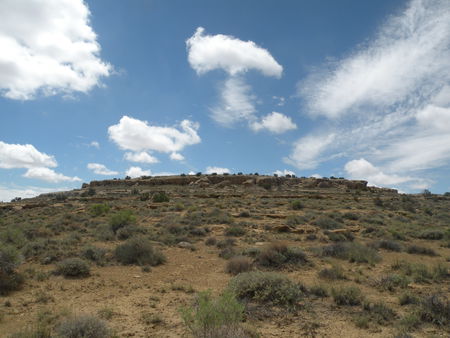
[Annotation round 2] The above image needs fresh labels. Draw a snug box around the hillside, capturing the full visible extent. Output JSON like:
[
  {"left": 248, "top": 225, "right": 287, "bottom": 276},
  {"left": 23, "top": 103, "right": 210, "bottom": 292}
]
[{"left": 0, "top": 174, "right": 449, "bottom": 337}]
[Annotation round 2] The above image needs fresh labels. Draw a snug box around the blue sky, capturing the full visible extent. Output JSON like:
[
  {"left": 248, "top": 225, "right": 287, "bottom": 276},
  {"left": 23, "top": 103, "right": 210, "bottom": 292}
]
[{"left": 1, "top": 0, "right": 450, "bottom": 201}]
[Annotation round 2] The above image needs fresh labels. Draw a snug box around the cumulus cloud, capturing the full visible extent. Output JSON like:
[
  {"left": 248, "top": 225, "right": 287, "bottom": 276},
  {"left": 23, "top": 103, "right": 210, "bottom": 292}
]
[
  {"left": 87, "top": 163, "right": 118, "bottom": 176},
  {"left": 187, "top": 27, "right": 283, "bottom": 127},
  {"left": 186, "top": 27, "right": 282, "bottom": 77},
  {"left": 108, "top": 116, "right": 201, "bottom": 157},
  {"left": 274, "top": 169, "right": 296, "bottom": 176},
  {"left": 169, "top": 152, "right": 184, "bottom": 161},
  {"left": 344, "top": 158, "right": 429, "bottom": 188},
  {"left": 124, "top": 151, "right": 159, "bottom": 164},
  {"left": 205, "top": 166, "right": 230, "bottom": 174},
  {"left": 23, "top": 167, "right": 81, "bottom": 183},
  {"left": 0, "top": 0, "right": 111, "bottom": 100},
  {"left": 0, "top": 141, "right": 57, "bottom": 169},
  {"left": 125, "top": 166, "right": 151, "bottom": 178},
  {"left": 251, "top": 112, "right": 297, "bottom": 134},
  {"left": 289, "top": 0, "right": 450, "bottom": 191},
  {"left": 89, "top": 141, "right": 100, "bottom": 149}
]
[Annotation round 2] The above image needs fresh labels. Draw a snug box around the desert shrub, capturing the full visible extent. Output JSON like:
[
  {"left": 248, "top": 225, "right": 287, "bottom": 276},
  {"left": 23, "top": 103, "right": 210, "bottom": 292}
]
[
  {"left": 342, "top": 212, "right": 359, "bottom": 220},
  {"left": 225, "top": 226, "right": 246, "bottom": 237},
  {"left": 180, "top": 291, "right": 245, "bottom": 338},
  {"left": 318, "top": 264, "right": 346, "bottom": 280},
  {"left": 190, "top": 227, "right": 208, "bottom": 236},
  {"left": 290, "top": 200, "right": 303, "bottom": 210},
  {"left": 309, "top": 284, "right": 328, "bottom": 298},
  {"left": 207, "top": 208, "right": 234, "bottom": 224},
  {"left": 312, "top": 216, "right": 341, "bottom": 229},
  {"left": 139, "top": 192, "right": 150, "bottom": 201},
  {"left": 216, "top": 238, "right": 236, "bottom": 249},
  {"left": 219, "top": 247, "right": 236, "bottom": 260},
  {"left": 406, "top": 245, "right": 437, "bottom": 256},
  {"left": 55, "top": 258, "right": 90, "bottom": 278},
  {"left": 256, "top": 242, "right": 308, "bottom": 269},
  {"left": 392, "top": 260, "right": 435, "bottom": 283},
  {"left": 110, "top": 210, "right": 136, "bottom": 233},
  {"left": 89, "top": 204, "right": 110, "bottom": 217},
  {"left": 376, "top": 239, "right": 402, "bottom": 252},
  {"left": 331, "top": 286, "right": 363, "bottom": 306},
  {"left": 229, "top": 271, "right": 304, "bottom": 307},
  {"left": 115, "top": 236, "right": 166, "bottom": 266},
  {"left": 238, "top": 211, "right": 251, "bottom": 218},
  {"left": 419, "top": 293, "right": 450, "bottom": 326},
  {"left": 399, "top": 292, "right": 420, "bottom": 306},
  {"left": 0, "top": 226, "right": 27, "bottom": 248},
  {"left": 0, "top": 246, "right": 24, "bottom": 295},
  {"left": 320, "top": 242, "right": 381, "bottom": 264},
  {"left": 152, "top": 191, "right": 170, "bottom": 203},
  {"left": 324, "top": 230, "right": 354, "bottom": 242},
  {"left": 81, "top": 245, "right": 107, "bottom": 265},
  {"left": 373, "top": 274, "right": 409, "bottom": 292},
  {"left": 56, "top": 315, "right": 110, "bottom": 338},
  {"left": 205, "top": 237, "right": 217, "bottom": 246},
  {"left": 362, "top": 301, "right": 396, "bottom": 324},
  {"left": 116, "top": 225, "right": 146, "bottom": 240},
  {"left": 418, "top": 230, "right": 444, "bottom": 240},
  {"left": 226, "top": 256, "right": 253, "bottom": 275},
  {"left": 286, "top": 215, "right": 307, "bottom": 227}
]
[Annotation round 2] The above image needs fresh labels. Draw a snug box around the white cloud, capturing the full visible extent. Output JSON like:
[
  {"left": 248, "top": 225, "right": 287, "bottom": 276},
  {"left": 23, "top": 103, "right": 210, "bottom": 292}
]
[
  {"left": 344, "top": 158, "right": 429, "bottom": 189},
  {"left": 415, "top": 105, "right": 450, "bottom": 132},
  {"left": 108, "top": 116, "right": 201, "bottom": 155},
  {"left": 211, "top": 76, "right": 256, "bottom": 126},
  {"left": 187, "top": 27, "right": 283, "bottom": 127},
  {"left": 205, "top": 166, "right": 230, "bottom": 174},
  {"left": 251, "top": 112, "right": 297, "bottom": 134},
  {"left": 0, "top": 0, "right": 111, "bottom": 100},
  {"left": 89, "top": 141, "right": 100, "bottom": 149},
  {"left": 311, "top": 174, "right": 322, "bottom": 179},
  {"left": 285, "top": 134, "right": 336, "bottom": 170},
  {"left": 169, "top": 152, "right": 184, "bottom": 161},
  {"left": 0, "top": 185, "right": 68, "bottom": 202},
  {"left": 23, "top": 167, "right": 81, "bottom": 183},
  {"left": 186, "top": 27, "right": 282, "bottom": 77},
  {"left": 273, "top": 96, "right": 286, "bottom": 106},
  {"left": 125, "top": 166, "right": 151, "bottom": 178},
  {"left": 124, "top": 151, "right": 159, "bottom": 164},
  {"left": 87, "top": 163, "right": 118, "bottom": 176},
  {"left": 274, "top": 169, "right": 296, "bottom": 176},
  {"left": 0, "top": 141, "right": 57, "bottom": 169},
  {"left": 299, "top": 0, "right": 450, "bottom": 119}
]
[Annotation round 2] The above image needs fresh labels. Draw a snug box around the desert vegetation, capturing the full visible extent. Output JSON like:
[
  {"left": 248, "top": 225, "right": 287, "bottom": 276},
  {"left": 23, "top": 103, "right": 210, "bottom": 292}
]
[{"left": 0, "top": 174, "right": 449, "bottom": 337}]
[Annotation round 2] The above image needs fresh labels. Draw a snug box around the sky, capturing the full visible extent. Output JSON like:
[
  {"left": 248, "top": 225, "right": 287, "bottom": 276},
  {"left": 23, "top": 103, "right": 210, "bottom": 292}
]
[{"left": 1, "top": 0, "right": 450, "bottom": 201}]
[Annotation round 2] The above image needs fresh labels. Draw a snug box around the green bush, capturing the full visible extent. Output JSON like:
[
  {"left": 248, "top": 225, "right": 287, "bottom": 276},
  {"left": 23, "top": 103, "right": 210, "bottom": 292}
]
[
  {"left": 224, "top": 226, "right": 246, "bottom": 237},
  {"left": 115, "top": 236, "right": 166, "bottom": 266},
  {"left": 373, "top": 274, "right": 409, "bottom": 292},
  {"left": 229, "top": 271, "right": 304, "bottom": 307},
  {"left": 89, "top": 204, "right": 110, "bottom": 217},
  {"left": 376, "top": 240, "right": 402, "bottom": 252},
  {"left": 55, "top": 258, "right": 90, "bottom": 278},
  {"left": 110, "top": 210, "right": 136, "bottom": 233},
  {"left": 152, "top": 191, "right": 170, "bottom": 203},
  {"left": 0, "top": 246, "right": 24, "bottom": 295},
  {"left": 418, "top": 230, "right": 444, "bottom": 240},
  {"left": 362, "top": 301, "right": 396, "bottom": 324},
  {"left": 56, "top": 315, "right": 110, "bottom": 338},
  {"left": 313, "top": 216, "right": 341, "bottom": 229},
  {"left": 331, "top": 286, "right": 363, "bottom": 306},
  {"left": 81, "top": 245, "right": 107, "bottom": 265},
  {"left": 180, "top": 291, "right": 246, "bottom": 338}
]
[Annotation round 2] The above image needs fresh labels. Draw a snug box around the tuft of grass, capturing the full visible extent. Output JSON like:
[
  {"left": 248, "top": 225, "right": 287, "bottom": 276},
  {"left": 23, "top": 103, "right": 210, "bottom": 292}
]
[
  {"left": 361, "top": 301, "right": 396, "bottom": 325},
  {"left": 318, "top": 264, "right": 346, "bottom": 280},
  {"left": 419, "top": 293, "right": 450, "bottom": 326},
  {"left": 373, "top": 274, "right": 409, "bottom": 292},
  {"left": 115, "top": 236, "right": 166, "bottom": 266}
]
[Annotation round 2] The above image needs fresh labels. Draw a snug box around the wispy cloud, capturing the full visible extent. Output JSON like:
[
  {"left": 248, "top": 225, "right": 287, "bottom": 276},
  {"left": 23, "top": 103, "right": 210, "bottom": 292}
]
[
  {"left": 290, "top": 0, "right": 450, "bottom": 191},
  {"left": 87, "top": 163, "right": 118, "bottom": 176}
]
